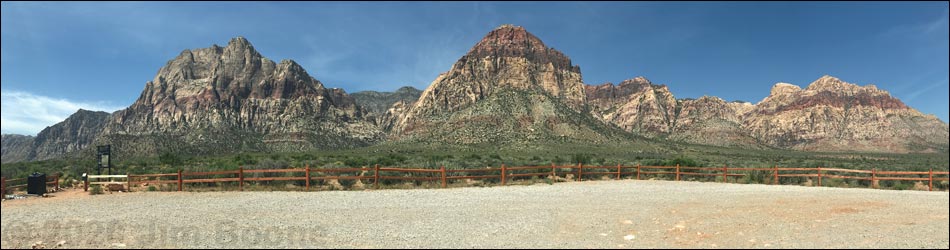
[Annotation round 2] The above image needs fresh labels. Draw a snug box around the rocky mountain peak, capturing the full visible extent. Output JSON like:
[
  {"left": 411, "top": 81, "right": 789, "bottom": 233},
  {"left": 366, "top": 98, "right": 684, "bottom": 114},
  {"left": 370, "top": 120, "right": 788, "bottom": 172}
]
[
  {"left": 806, "top": 75, "right": 846, "bottom": 90},
  {"left": 465, "top": 25, "right": 578, "bottom": 73},
  {"left": 398, "top": 25, "right": 587, "bottom": 119},
  {"left": 618, "top": 76, "right": 653, "bottom": 88},
  {"left": 770, "top": 82, "right": 802, "bottom": 96},
  {"left": 227, "top": 36, "right": 252, "bottom": 48}
]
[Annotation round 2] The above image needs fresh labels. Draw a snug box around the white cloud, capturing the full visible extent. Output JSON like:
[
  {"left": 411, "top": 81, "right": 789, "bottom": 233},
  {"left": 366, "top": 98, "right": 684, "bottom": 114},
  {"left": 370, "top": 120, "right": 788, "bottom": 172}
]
[{"left": 0, "top": 90, "right": 123, "bottom": 136}]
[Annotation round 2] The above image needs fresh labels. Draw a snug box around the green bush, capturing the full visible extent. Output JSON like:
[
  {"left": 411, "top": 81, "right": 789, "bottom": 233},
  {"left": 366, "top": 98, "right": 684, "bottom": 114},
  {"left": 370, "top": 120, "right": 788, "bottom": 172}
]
[
  {"left": 89, "top": 185, "right": 103, "bottom": 195},
  {"left": 159, "top": 152, "right": 183, "bottom": 166},
  {"left": 571, "top": 154, "right": 593, "bottom": 165},
  {"left": 338, "top": 175, "right": 356, "bottom": 189},
  {"left": 147, "top": 185, "right": 158, "bottom": 192}
]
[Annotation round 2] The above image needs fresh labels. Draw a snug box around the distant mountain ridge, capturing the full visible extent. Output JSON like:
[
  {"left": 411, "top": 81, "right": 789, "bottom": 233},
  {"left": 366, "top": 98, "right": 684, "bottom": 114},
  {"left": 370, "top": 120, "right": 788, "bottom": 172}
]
[{"left": 2, "top": 25, "right": 947, "bottom": 163}]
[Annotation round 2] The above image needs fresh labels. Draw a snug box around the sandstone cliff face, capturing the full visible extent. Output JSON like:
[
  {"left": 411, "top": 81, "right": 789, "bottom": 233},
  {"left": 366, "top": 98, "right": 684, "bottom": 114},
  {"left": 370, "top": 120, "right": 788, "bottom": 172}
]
[
  {"left": 743, "top": 75, "right": 949, "bottom": 152},
  {"left": 393, "top": 25, "right": 627, "bottom": 144},
  {"left": 351, "top": 86, "right": 423, "bottom": 115},
  {"left": 351, "top": 86, "right": 423, "bottom": 132},
  {"left": 586, "top": 77, "right": 677, "bottom": 137},
  {"left": 1, "top": 134, "right": 34, "bottom": 163},
  {"left": 99, "top": 37, "right": 380, "bottom": 157},
  {"left": 398, "top": 25, "right": 586, "bottom": 120},
  {"left": 670, "top": 97, "right": 758, "bottom": 147},
  {"left": 586, "top": 74, "right": 948, "bottom": 152}
]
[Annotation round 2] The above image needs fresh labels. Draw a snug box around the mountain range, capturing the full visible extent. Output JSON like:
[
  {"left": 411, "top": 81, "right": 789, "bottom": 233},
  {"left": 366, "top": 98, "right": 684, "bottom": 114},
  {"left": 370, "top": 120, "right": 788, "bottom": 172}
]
[{"left": 2, "top": 25, "right": 947, "bottom": 163}]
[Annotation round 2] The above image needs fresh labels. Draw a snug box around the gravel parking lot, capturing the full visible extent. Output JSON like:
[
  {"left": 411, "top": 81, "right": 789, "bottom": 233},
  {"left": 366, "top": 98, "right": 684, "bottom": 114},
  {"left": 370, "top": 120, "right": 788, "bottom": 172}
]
[{"left": 2, "top": 180, "right": 948, "bottom": 249}]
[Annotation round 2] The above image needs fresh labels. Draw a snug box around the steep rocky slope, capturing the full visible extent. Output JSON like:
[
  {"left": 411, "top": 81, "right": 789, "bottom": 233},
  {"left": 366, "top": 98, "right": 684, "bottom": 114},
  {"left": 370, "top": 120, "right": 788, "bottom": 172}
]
[
  {"left": 1, "top": 134, "right": 34, "bottom": 163},
  {"left": 743, "top": 75, "right": 949, "bottom": 152},
  {"left": 586, "top": 75, "right": 948, "bottom": 152},
  {"left": 392, "top": 25, "right": 630, "bottom": 144},
  {"left": 96, "top": 37, "right": 380, "bottom": 158}
]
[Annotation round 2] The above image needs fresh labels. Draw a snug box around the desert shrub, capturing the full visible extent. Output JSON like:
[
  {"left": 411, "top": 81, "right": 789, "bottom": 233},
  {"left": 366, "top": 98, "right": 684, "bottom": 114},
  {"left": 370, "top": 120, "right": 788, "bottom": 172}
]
[
  {"left": 147, "top": 186, "right": 158, "bottom": 192},
  {"left": 89, "top": 185, "right": 103, "bottom": 195},
  {"left": 343, "top": 157, "right": 368, "bottom": 168},
  {"left": 552, "top": 156, "right": 566, "bottom": 165},
  {"left": 159, "top": 151, "right": 184, "bottom": 166},
  {"left": 571, "top": 154, "right": 593, "bottom": 165},
  {"left": 338, "top": 174, "right": 356, "bottom": 189}
]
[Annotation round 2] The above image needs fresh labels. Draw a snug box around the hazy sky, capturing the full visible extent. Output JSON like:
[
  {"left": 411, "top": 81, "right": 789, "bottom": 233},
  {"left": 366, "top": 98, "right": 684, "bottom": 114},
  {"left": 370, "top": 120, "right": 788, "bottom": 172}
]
[{"left": 2, "top": 2, "right": 948, "bottom": 135}]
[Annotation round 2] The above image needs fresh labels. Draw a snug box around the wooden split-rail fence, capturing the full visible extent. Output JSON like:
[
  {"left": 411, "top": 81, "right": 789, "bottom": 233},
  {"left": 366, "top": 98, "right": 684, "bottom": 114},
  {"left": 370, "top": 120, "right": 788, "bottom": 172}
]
[
  {"left": 1, "top": 174, "right": 60, "bottom": 195},
  {"left": 3, "top": 164, "right": 949, "bottom": 195}
]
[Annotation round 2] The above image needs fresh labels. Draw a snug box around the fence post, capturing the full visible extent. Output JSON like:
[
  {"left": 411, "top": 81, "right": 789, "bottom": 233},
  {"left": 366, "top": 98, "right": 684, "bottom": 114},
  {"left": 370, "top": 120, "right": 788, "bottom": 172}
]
[
  {"left": 929, "top": 168, "right": 934, "bottom": 192},
  {"left": 501, "top": 164, "right": 507, "bottom": 186},
  {"left": 773, "top": 165, "right": 778, "bottom": 185},
  {"left": 551, "top": 163, "right": 556, "bottom": 179},
  {"left": 871, "top": 169, "right": 876, "bottom": 189},
  {"left": 306, "top": 165, "right": 311, "bottom": 191},
  {"left": 637, "top": 164, "right": 641, "bottom": 180},
  {"left": 676, "top": 164, "right": 680, "bottom": 181},
  {"left": 722, "top": 165, "right": 727, "bottom": 183},
  {"left": 178, "top": 169, "right": 183, "bottom": 192},
  {"left": 2, "top": 177, "right": 6, "bottom": 195},
  {"left": 84, "top": 176, "right": 89, "bottom": 192},
  {"left": 374, "top": 164, "right": 380, "bottom": 189},
  {"left": 577, "top": 163, "right": 583, "bottom": 182},
  {"left": 617, "top": 164, "right": 622, "bottom": 180},
  {"left": 126, "top": 174, "right": 131, "bottom": 192},
  {"left": 441, "top": 166, "right": 447, "bottom": 188},
  {"left": 817, "top": 167, "right": 822, "bottom": 187},
  {"left": 238, "top": 167, "right": 244, "bottom": 192}
]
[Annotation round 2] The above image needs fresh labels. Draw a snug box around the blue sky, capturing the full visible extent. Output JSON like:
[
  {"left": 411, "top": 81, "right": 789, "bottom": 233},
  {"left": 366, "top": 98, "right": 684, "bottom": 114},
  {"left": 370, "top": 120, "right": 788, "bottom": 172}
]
[{"left": 2, "top": 1, "right": 948, "bottom": 135}]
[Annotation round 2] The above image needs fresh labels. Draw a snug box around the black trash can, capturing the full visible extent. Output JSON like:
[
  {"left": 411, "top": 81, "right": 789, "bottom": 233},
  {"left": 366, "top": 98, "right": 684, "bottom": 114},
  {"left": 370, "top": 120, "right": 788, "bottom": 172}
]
[{"left": 28, "top": 172, "right": 47, "bottom": 195}]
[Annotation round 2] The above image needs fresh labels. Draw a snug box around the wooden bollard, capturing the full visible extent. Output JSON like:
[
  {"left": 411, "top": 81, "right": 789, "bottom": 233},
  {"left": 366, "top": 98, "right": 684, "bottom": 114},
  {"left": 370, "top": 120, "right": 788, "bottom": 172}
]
[
  {"left": 773, "top": 165, "right": 778, "bottom": 185},
  {"left": 577, "top": 163, "right": 583, "bottom": 182},
  {"left": 722, "top": 165, "right": 727, "bottom": 183},
  {"left": 441, "top": 166, "right": 447, "bottom": 188},
  {"left": 306, "top": 165, "right": 311, "bottom": 191},
  {"left": 177, "top": 170, "right": 183, "bottom": 192},
  {"left": 616, "top": 164, "right": 622, "bottom": 180},
  {"left": 501, "top": 164, "right": 507, "bottom": 186},
  {"left": 929, "top": 168, "right": 934, "bottom": 192},
  {"left": 636, "top": 164, "right": 641, "bottom": 180},
  {"left": 675, "top": 164, "right": 680, "bottom": 181},
  {"left": 84, "top": 175, "right": 89, "bottom": 192},
  {"left": 374, "top": 164, "right": 380, "bottom": 189},
  {"left": 238, "top": 167, "right": 244, "bottom": 191},
  {"left": 871, "top": 169, "right": 877, "bottom": 189}
]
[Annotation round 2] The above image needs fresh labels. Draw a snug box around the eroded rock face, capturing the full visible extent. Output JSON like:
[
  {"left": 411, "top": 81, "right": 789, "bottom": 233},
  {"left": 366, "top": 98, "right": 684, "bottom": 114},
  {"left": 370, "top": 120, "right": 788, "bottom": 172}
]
[
  {"left": 743, "top": 75, "right": 948, "bottom": 152},
  {"left": 1, "top": 134, "right": 34, "bottom": 163},
  {"left": 99, "top": 37, "right": 380, "bottom": 157},
  {"left": 399, "top": 25, "right": 586, "bottom": 120},
  {"left": 671, "top": 97, "right": 757, "bottom": 147},
  {"left": 31, "top": 110, "right": 111, "bottom": 161},
  {"left": 585, "top": 75, "right": 947, "bottom": 152},
  {"left": 351, "top": 86, "right": 423, "bottom": 133},
  {"left": 1, "top": 110, "right": 110, "bottom": 163},
  {"left": 586, "top": 77, "right": 678, "bottom": 137},
  {"left": 351, "top": 86, "right": 423, "bottom": 115},
  {"left": 392, "top": 25, "right": 626, "bottom": 144}
]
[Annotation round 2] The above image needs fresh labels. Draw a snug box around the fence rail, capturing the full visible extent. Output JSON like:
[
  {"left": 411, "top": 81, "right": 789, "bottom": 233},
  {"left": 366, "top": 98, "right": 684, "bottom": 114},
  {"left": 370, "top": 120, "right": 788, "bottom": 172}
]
[
  {"left": 1, "top": 174, "right": 61, "bottom": 195},
  {"left": 5, "top": 164, "right": 949, "bottom": 195}
]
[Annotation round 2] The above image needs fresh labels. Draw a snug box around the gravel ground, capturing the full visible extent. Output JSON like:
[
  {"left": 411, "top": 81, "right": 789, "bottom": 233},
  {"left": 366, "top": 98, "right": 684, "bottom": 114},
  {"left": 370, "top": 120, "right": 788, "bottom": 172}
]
[{"left": 2, "top": 180, "right": 948, "bottom": 249}]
